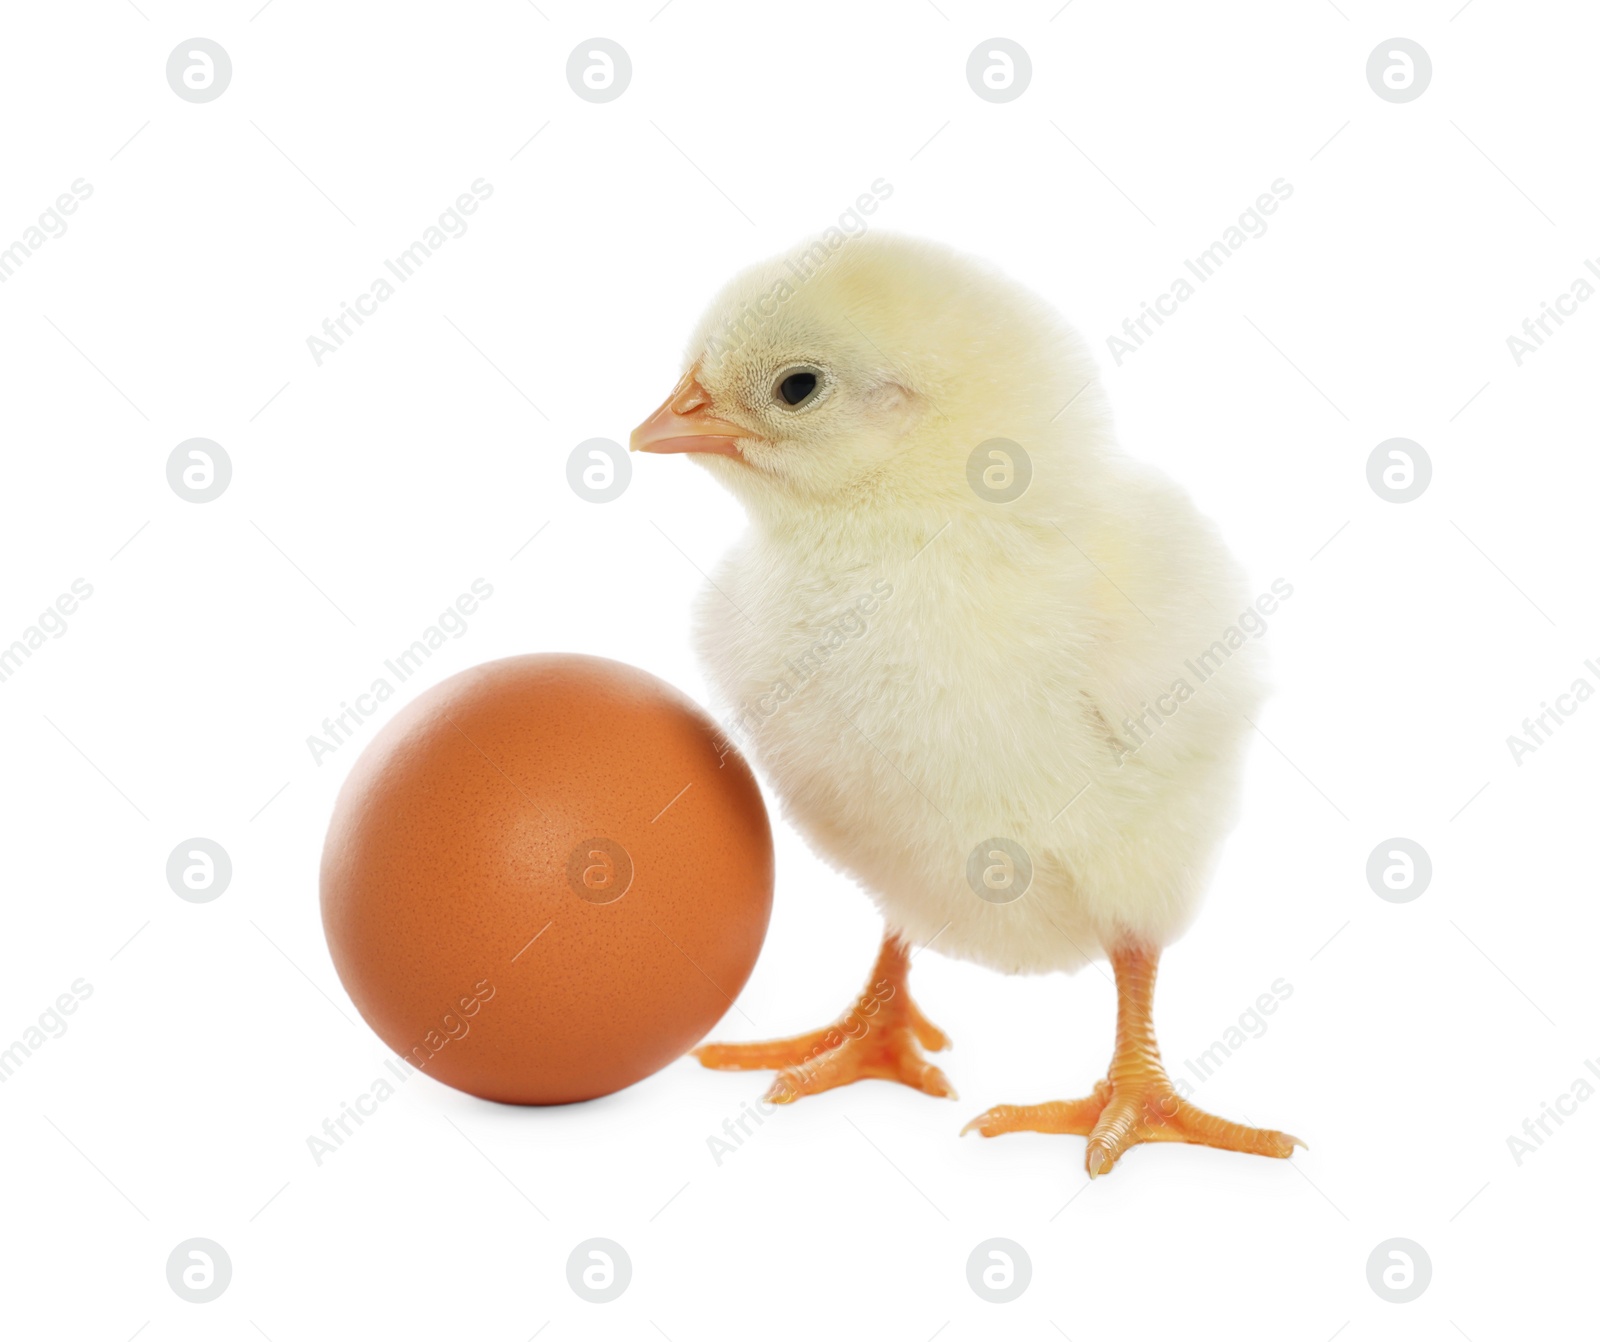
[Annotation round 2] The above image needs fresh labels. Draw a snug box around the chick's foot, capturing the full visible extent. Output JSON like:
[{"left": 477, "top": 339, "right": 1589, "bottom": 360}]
[
  {"left": 691, "top": 932, "right": 954, "bottom": 1104},
  {"left": 963, "top": 1075, "right": 1300, "bottom": 1177},
  {"left": 963, "top": 943, "right": 1301, "bottom": 1177}
]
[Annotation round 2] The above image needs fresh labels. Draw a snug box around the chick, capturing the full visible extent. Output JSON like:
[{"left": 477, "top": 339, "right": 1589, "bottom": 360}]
[{"left": 631, "top": 232, "right": 1299, "bottom": 1177}]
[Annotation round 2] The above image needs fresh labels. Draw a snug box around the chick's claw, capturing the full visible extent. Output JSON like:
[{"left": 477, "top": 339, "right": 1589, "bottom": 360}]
[
  {"left": 966, "top": 1073, "right": 1301, "bottom": 1178},
  {"left": 901, "top": 997, "right": 951, "bottom": 1054},
  {"left": 961, "top": 1085, "right": 1111, "bottom": 1138},
  {"left": 691, "top": 931, "right": 956, "bottom": 1103},
  {"left": 693, "top": 1029, "right": 838, "bottom": 1075},
  {"left": 762, "top": 1018, "right": 955, "bottom": 1105},
  {"left": 1082, "top": 1080, "right": 1302, "bottom": 1177}
]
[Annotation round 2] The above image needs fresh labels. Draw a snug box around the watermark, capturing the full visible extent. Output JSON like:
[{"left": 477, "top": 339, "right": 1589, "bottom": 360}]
[
  {"left": 966, "top": 40, "right": 1031, "bottom": 103},
  {"left": 704, "top": 978, "right": 896, "bottom": 1166},
  {"left": 0, "top": 179, "right": 93, "bottom": 285},
  {"left": 167, "top": 438, "right": 232, "bottom": 503},
  {"left": 307, "top": 980, "right": 495, "bottom": 1165},
  {"left": 966, "top": 838, "right": 1032, "bottom": 904},
  {"left": 702, "top": 180, "right": 895, "bottom": 361},
  {"left": 1366, "top": 438, "right": 1430, "bottom": 503},
  {"left": 167, "top": 1238, "right": 231, "bottom": 1302},
  {"left": 306, "top": 579, "right": 494, "bottom": 765},
  {"left": 567, "top": 838, "right": 632, "bottom": 904},
  {"left": 306, "top": 1054, "right": 418, "bottom": 1166},
  {"left": 966, "top": 1238, "right": 1031, "bottom": 1303},
  {"left": 714, "top": 580, "right": 893, "bottom": 756},
  {"left": 1506, "top": 256, "right": 1600, "bottom": 365},
  {"left": 567, "top": 1239, "right": 631, "bottom": 1302},
  {"left": 1366, "top": 39, "right": 1431, "bottom": 104},
  {"left": 1366, "top": 1238, "right": 1431, "bottom": 1302},
  {"left": 705, "top": 1094, "right": 785, "bottom": 1168},
  {"left": 402, "top": 978, "right": 495, "bottom": 1071},
  {"left": 1366, "top": 838, "right": 1431, "bottom": 903},
  {"left": 0, "top": 979, "right": 93, "bottom": 1083},
  {"left": 166, "top": 838, "right": 232, "bottom": 904},
  {"left": 1113, "top": 579, "right": 1294, "bottom": 765},
  {"left": 567, "top": 438, "right": 630, "bottom": 503},
  {"left": 166, "top": 39, "right": 231, "bottom": 103},
  {"left": 566, "top": 39, "right": 631, "bottom": 103},
  {"left": 1107, "top": 179, "right": 1293, "bottom": 366},
  {"left": 0, "top": 579, "right": 94, "bottom": 685},
  {"left": 306, "top": 180, "right": 495, "bottom": 366},
  {"left": 966, "top": 438, "right": 1031, "bottom": 503},
  {"left": 1171, "top": 978, "right": 1293, "bottom": 1100},
  {"left": 1506, "top": 1054, "right": 1600, "bottom": 1166},
  {"left": 1506, "top": 658, "right": 1600, "bottom": 765}
]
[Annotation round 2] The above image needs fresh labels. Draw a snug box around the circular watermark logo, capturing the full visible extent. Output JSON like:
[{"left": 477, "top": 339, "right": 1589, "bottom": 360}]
[
  {"left": 966, "top": 839, "right": 1032, "bottom": 905},
  {"left": 966, "top": 438, "right": 1032, "bottom": 503},
  {"left": 1366, "top": 438, "right": 1430, "bottom": 503},
  {"left": 166, "top": 1238, "right": 231, "bottom": 1303},
  {"left": 567, "top": 438, "right": 631, "bottom": 503},
  {"left": 167, "top": 439, "right": 232, "bottom": 503},
  {"left": 1366, "top": 1238, "right": 1431, "bottom": 1303},
  {"left": 966, "top": 40, "right": 1031, "bottom": 103},
  {"left": 166, "top": 839, "right": 232, "bottom": 904},
  {"left": 166, "top": 39, "right": 232, "bottom": 103},
  {"left": 966, "top": 1237, "right": 1031, "bottom": 1303},
  {"left": 567, "top": 1238, "right": 631, "bottom": 1302},
  {"left": 1366, "top": 838, "right": 1431, "bottom": 904},
  {"left": 1366, "top": 39, "right": 1431, "bottom": 104},
  {"left": 567, "top": 838, "right": 633, "bottom": 904},
  {"left": 567, "top": 39, "right": 631, "bottom": 103}
]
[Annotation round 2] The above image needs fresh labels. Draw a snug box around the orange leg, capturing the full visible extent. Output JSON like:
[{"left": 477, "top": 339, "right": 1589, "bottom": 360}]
[
  {"left": 964, "top": 942, "right": 1301, "bottom": 1177},
  {"left": 693, "top": 932, "right": 954, "bottom": 1104}
]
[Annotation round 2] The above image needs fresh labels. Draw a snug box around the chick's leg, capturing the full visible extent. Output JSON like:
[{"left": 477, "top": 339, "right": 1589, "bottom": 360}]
[
  {"left": 963, "top": 942, "right": 1301, "bottom": 1177},
  {"left": 692, "top": 932, "right": 954, "bottom": 1103}
]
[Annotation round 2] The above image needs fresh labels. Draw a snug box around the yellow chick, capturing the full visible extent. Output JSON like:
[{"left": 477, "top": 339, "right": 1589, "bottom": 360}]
[{"left": 631, "top": 232, "right": 1299, "bottom": 1177}]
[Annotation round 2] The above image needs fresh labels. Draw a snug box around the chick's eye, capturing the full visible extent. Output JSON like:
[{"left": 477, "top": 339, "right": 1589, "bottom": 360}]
[{"left": 776, "top": 370, "right": 819, "bottom": 407}]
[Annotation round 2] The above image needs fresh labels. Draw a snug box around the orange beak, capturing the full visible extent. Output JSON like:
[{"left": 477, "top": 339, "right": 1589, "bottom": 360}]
[{"left": 630, "top": 369, "right": 748, "bottom": 458}]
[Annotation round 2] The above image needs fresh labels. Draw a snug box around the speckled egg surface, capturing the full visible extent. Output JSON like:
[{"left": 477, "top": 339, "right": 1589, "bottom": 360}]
[{"left": 320, "top": 653, "right": 773, "bottom": 1104}]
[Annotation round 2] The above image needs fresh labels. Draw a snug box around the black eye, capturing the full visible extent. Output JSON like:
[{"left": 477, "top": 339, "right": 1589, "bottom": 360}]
[{"left": 776, "top": 371, "right": 818, "bottom": 406}]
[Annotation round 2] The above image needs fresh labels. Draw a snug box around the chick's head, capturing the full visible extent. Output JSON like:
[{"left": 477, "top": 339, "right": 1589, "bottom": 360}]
[{"left": 632, "top": 231, "right": 1103, "bottom": 519}]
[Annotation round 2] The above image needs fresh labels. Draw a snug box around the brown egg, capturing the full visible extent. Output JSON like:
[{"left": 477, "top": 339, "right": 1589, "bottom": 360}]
[{"left": 320, "top": 653, "right": 773, "bottom": 1104}]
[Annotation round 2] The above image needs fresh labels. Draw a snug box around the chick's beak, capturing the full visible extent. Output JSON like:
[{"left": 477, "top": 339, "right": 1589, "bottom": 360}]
[{"left": 630, "top": 369, "right": 747, "bottom": 458}]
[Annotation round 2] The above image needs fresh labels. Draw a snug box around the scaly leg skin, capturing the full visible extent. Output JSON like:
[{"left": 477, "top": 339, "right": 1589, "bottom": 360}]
[
  {"left": 692, "top": 932, "right": 955, "bottom": 1104},
  {"left": 963, "top": 942, "right": 1302, "bottom": 1177}
]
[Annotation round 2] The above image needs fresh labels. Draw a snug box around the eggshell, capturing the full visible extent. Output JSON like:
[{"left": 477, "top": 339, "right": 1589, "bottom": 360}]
[{"left": 320, "top": 653, "right": 773, "bottom": 1104}]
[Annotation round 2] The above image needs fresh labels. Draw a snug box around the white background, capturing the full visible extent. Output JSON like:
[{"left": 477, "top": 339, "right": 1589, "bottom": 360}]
[{"left": 2, "top": 1, "right": 1596, "bottom": 1338}]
